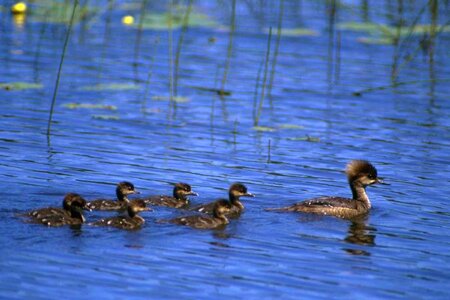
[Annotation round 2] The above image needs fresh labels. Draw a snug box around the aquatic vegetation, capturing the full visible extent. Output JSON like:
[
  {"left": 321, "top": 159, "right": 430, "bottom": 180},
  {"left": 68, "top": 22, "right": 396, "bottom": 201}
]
[
  {"left": 253, "top": 124, "right": 304, "bottom": 132},
  {"left": 267, "top": 28, "right": 319, "bottom": 37},
  {"left": 81, "top": 83, "right": 140, "bottom": 91},
  {"left": 91, "top": 115, "right": 120, "bottom": 120},
  {"left": 130, "top": 5, "right": 217, "bottom": 30},
  {"left": 122, "top": 15, "right": 134, "bottom": 26},
  {"left": 11, "top": 2, "right": 27, "bottom": 14},
  {"left": 288, "top": 136, "right": 320, "bottom": 142},
  {"left": 278, "top": 124, "right": 304, "bottom": 130},
  {"left": 29, "top": 0, "right": 98, "bottom": 24},
  {"left": 252, "top": 126, "right": 276, "bottom": 132},
  {"left": 63, "top": 103, "right": 117, "bottom": 110},
  {"left": 338, "top": 21, "right": 450, "bottom": 45},
  {"left": 357, "top": 37, "right": 394, "bottom": 45},
  {"left": 152, "top": 96, "right": 189, "bottom": 103},
  {"left": 0, "top": 82, "right": 43, "bottom": 90}
]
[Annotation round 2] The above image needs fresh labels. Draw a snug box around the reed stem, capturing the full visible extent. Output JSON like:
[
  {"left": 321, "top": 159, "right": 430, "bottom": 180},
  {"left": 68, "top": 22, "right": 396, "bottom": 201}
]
[
  {"left": 268, "top": 0, "right": 284, "bottom": 98},
  {"left": 174, "top": 0, "right": 193, "bottom": 96},
  {"left": 220, "top": 0, "right": 236, "bottom": 95},
  {"left": 254, "top": 27, "right": 272, "bottom": 127},
  {"left": 47, "top": 0, "right": 78, "bottom": 136}
]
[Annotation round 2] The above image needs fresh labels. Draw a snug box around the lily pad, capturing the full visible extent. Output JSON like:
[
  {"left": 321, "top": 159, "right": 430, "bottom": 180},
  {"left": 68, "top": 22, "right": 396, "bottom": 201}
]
[
  {"left": 29, "top": 0, "right": 99, "bottom": 24},
  {"left": 0, "top": 82, "right": 43, "bottom": 90},
  {"left": 337, "top": 22, "right": 391, "bottom": 35},
  {"left": 278, "top": 124, "right": 304, "bottom": 130},
  {"left": 63, "top": 103, "right": 117, "bottom": 110},
  {"left": 152, "top": 96, "right": 190, "bottom": 103},
  {"left": 268, "top": 28, "right": 319, "bottom": 37},
  {"left": 132, "top": 6, "right": 217, "bottom": 30},
  {"left": 357, "top": 37, "right": 394, "bottom": 45},
  {"left": 252, "top": 126, "right": 276, "bottom": 132},
  {"left": 288, "top": 135, "right": 320, "bottom": 142},
  {"left": 92, "top": 115, "right": 120, "bottom": 120},
  {"left": 81, "top": 83, "right": 140, "bottom": 91},
  {"left": 338, "top": 21, "right": 450, "bottom": 38}
]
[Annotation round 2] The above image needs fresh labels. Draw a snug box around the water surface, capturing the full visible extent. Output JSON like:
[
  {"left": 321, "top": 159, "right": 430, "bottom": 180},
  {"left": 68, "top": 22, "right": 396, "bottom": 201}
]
[{"left": 0, "top": 1, "right": 449, "bottom": 299}]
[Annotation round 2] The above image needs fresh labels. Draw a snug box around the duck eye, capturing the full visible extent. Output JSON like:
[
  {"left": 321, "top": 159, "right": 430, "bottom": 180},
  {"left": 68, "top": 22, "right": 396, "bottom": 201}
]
[{"left": 368, "top": 174, "right": 374, "bottom": 179}]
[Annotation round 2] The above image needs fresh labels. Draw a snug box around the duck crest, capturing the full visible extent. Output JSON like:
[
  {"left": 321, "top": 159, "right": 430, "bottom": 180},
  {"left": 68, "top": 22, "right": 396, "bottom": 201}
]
[{"left": 346, "top": 160, "right": 377, "bottom": 182}]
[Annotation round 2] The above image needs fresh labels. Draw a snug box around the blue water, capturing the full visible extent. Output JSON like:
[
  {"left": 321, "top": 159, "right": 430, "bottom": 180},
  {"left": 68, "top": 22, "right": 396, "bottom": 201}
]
[{"left": 1, "top": 1, "right": 449, "bottom": 299}]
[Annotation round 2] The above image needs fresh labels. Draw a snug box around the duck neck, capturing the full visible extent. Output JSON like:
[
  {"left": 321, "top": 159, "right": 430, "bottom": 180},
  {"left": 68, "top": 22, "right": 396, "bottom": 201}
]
[
  {"left": 127, "top": 207, "right": 136, "bottom": 218},
  {"left": 350, "top": 181, "right": 371, "bottom": 211},
  {"left": 116, "top": 189, "right": 129, "bottom": 203},
  {"left": 70, "top": 209, "right": 85, "bottom": 223},
  {"left": 174, "top": 189, "right": 187, "bottom": 202},
  {"left": 229, "top": 193, "right": 243, "bottom": 209},
  {"left": 213, "top": 212, "right": 229, "bottom": 224}
]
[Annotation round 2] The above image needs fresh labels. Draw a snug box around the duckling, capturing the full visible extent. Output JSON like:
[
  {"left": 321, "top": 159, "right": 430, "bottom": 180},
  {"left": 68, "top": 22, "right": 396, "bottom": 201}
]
[
  {"left": 90, "top": 201, "right": 151, "bottom": 230},
  {"left": 266, "top": 160, "right": 385, "bottom": 219},
  {"left": 135, "top": 182, "right": 198, "bottom": 208},
  {"left": 191, "top": 183, "right": 254, "bottom": 216},
  {"left": 26, "top": 193, "right": 90, "bottom": 227},
  {"left": 162, "top": 199, "right": 232, "bottom": 229},
  {"left": 86, "top": 181, "right": 140, "bottom": 211}
]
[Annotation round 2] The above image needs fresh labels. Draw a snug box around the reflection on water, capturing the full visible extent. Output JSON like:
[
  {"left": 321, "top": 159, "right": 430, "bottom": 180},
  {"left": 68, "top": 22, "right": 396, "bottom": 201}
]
[
  {"left": 344, "top": 216, "right": 376, "bottom": 256},
  {"left": 0, "top": 0, "right": 449, "bottom": 299}
]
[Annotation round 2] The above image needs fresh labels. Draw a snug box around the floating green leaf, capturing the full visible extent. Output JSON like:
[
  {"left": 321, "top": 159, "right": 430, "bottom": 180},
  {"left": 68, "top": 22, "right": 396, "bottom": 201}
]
[
  {"left": 81, "top": 83, "right": 140, "bottom": 91},
  {"left": 288, "top": 135, "right": 320, "bottom": 142},
  {"left": 92, "top": 115, "right": 120, "bottom": 120},
  {"left": 0, "top": 82, "right": 43, "bottom": 90},
  {"left": 268, "top": 28, "right": 319, "bottom": 37},
  {"left": 63, "top": 103, "right": 117, "bottom": 110},
  {"left": 337, "top": 22, "right": 391, "bottom": 35},
  {"left": 338, "top": 21, "right": 450, "bottom": 38},
  {"left": 357, "top": 37, "right": 394, "bottom": 45},
  {"left": 278, "top": 124, "right": 304, "bottom": 130},
  {"left": 252, "top": 126, "right": 276, "bottom": 132},
  {"left": 131, "top": 6, "right": 217, "bottom": 30},
  {"left": 152, "top": 96, "right": 190, "bottom": 103},
  {"left": 29, "top": 0, "right": 99, "bottom": 24}
]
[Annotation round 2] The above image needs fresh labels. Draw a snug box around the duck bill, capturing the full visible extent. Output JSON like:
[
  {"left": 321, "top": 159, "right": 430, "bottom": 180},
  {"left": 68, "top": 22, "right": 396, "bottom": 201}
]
[
  {"left": 132, "top": 190, "right": 141, "bottom": 195},
  {"left": 376, "top": 178, "right": 389, "bottom": 185},
  {"left": 188, "top": 191, "right": 199, "bottom": 197},
  {"left": 244, "top": 192, "right": 255, "bottom": 197}
]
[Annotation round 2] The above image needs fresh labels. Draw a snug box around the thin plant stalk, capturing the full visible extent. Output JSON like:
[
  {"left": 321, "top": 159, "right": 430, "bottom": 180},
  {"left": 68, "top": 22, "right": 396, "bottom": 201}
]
[
  {"left": 268, "top": 0, "right": 284, "bottom": 98},
  {"left": 252, "top": 59, "right": 264, "bottom": 122},
  {"left": 326, "top": 0, "right": 336, "bottom": 90},
  {"left": 254, "top": 27, "right": 272, "bottom": 127},
  {"left": 47, "top": 0, "right": 78, "bottom": 136},
  {"left": 174, "top": 0, "right": 193, "bottom": 96},
  {"left": 428, "top": 0, "right": 437, "bottom": 98},
  {"left": 391, "top": 0, "right": 403, "bottom": 83},
  {"left": 141, "top": 39, "right": 158, "bottom": 114},
  {"left": 133, "top": 0, "right": 148, "bottom": 79},
  {"left": 334, "top": 30, "right": 341, "bottom": 84},
  {"left": 168, "top": 0, "right": 175, "bottom": 118},
  {"left": 220, "top": 0, "right": 236, "bottom": 95}
]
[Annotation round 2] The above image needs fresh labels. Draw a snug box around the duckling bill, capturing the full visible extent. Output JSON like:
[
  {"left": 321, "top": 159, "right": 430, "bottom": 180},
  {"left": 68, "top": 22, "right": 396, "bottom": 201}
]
[
  {"left": 160, "top": 199, "right": 232, "bottom": 229},
  {"left": 25, "top": 193, "right": 90, "bottom": 227},
  {"left": 134, "top": 182, "right": 198, "bottom": 208},
  {"left": 266, "top": 160, "right": 385, "bottom": 219},
  {"left": 90, "top": 201, "right": 151, "bottom": 230},
  {"left": 191, "top": 183, "right": 254, "bottom": 216}
]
